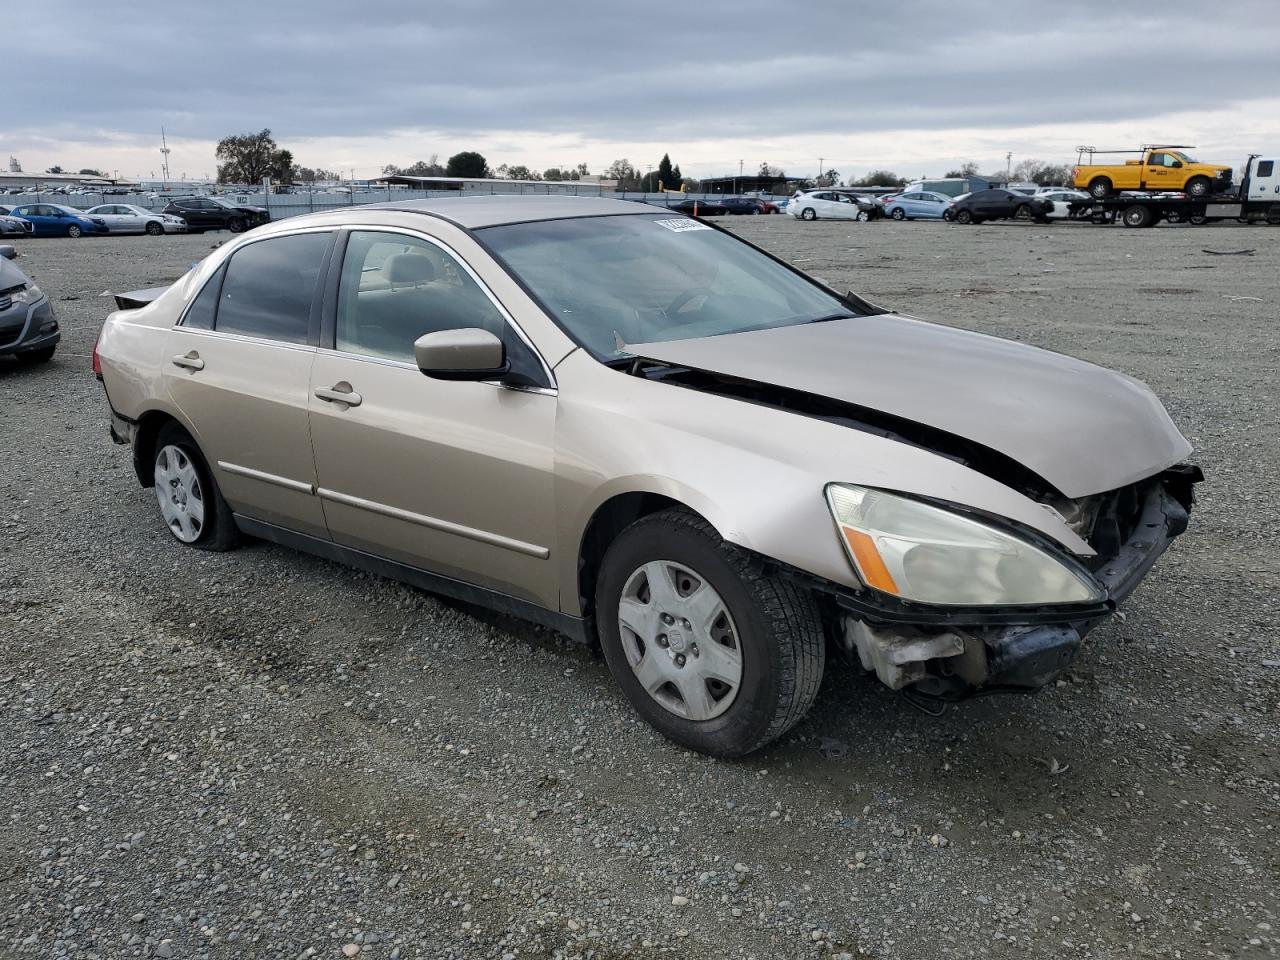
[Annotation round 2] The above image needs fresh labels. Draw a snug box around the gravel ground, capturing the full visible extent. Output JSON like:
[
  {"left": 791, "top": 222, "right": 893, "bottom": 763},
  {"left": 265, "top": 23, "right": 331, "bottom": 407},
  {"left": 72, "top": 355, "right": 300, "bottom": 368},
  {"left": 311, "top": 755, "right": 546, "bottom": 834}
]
[{"left": 1, "top": 218, "right": 1277, "bottom": 960}]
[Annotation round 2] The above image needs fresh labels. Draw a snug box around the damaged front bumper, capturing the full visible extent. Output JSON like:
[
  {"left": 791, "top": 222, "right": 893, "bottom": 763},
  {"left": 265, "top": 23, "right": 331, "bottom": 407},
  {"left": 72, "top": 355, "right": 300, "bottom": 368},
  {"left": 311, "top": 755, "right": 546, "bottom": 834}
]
[{"left": 826, "top": 467, "right": 1200, "bottom": 700}]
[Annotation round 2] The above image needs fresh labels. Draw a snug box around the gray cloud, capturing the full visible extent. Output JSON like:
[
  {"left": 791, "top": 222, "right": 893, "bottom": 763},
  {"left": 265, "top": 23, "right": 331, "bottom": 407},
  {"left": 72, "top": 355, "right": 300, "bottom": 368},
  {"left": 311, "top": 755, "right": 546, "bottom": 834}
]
[{"left": 9, "top": 0, "right": 1276, "bottom": 148}]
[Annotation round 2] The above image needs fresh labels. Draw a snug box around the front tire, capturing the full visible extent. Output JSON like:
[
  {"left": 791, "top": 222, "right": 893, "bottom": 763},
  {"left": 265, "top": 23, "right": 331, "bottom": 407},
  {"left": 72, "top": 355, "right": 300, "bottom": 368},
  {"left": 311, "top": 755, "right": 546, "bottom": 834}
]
[
  {"left": 595, "top": 509, "right": 825, "bottom": 758},
  {"left": 66, "top": 224, "right": 82, "bottom": 238},
  {"left": 151, "top": 423, "right": 240, "bottom": 551},
  {"left": 1184, "top": 176, "right": 1211, "bottom": 198},
  {"left": 954, "top": 209, "right": 973, "bottom": 224},
  {"left": 227, "top": 217, "right": 246, "bottom": 233},
  {"left": 890, "top": 207, "right": 906, "bottom": 220},
  {"left": 145, "top": 221, "right": 164, "bottom": 236},
  {"left": 800, "top": 207, "right": 817, "bottom": 221}
]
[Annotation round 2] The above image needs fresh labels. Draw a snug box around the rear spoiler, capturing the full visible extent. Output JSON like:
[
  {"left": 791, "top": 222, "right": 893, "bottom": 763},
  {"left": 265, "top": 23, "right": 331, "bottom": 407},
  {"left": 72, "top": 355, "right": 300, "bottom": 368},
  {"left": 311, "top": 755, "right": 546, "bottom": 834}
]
[{"left": 113, "top": 286, "right": 169, "bottom": 311}]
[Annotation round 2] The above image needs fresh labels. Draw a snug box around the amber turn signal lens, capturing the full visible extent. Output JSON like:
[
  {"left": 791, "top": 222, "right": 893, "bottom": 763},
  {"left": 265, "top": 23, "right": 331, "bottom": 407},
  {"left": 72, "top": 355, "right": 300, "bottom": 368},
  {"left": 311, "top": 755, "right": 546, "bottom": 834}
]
[{"left": 840, "top": 526, "right": 900, "bottom": 595}]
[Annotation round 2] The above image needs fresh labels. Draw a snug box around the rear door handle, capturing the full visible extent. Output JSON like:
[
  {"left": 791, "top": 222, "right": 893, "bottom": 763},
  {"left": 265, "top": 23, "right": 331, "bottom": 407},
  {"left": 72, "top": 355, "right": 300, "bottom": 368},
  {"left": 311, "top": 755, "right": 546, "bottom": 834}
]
[
  {"left": 171, "top": 352, "right": 204, "bottom": 371},
  {"left": 314, "top": 383, "right": 362, "bottom": 407}
]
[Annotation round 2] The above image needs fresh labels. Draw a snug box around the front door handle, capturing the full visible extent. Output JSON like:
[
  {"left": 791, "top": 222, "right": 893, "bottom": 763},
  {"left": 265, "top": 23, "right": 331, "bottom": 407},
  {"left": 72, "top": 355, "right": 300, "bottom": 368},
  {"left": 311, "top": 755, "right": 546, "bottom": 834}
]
[
  {"left": 314, "top": 383, "right": 362, "bottom": 407},
  {"left": 171, "top": 352, "right": 204, "bottom": 371}
]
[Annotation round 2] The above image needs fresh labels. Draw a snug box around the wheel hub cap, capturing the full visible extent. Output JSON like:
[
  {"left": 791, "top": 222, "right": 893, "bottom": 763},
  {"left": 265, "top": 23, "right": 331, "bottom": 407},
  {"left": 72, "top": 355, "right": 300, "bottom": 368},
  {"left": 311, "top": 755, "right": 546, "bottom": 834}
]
[
  {"left": 617, "top": 560, "right": 743, "bottom": 722},
  {"left": 154, "top": 444, "right": 205, "bottom": 543}
]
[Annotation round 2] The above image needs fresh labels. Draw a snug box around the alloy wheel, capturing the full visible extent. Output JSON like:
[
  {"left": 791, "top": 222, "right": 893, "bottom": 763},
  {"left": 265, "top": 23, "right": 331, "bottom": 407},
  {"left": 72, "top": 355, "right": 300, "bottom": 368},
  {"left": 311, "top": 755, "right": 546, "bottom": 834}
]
[{"left": 617, "top": 560, "right": 742, "bottom": 721}]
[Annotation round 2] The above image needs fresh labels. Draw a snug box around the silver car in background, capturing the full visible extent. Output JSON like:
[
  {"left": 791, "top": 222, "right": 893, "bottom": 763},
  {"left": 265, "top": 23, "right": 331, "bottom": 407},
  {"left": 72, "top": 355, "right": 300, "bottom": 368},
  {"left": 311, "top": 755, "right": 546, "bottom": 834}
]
[
  {"left": 95, "top": 196, "right": 1200, "bottom": 757},
  {"left": 86, "top": 204, "right": 188, "bottom": 235}
]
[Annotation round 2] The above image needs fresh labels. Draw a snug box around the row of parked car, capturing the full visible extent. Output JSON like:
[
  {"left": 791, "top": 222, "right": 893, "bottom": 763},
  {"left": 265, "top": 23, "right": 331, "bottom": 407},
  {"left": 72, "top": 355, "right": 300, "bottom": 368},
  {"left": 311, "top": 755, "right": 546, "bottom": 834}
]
[
  {"left": 0, "top": 197, "right": 271, "bottom": 238},
  {"left": 786, "top": 186, "right": 1091, "bottom": 224}
]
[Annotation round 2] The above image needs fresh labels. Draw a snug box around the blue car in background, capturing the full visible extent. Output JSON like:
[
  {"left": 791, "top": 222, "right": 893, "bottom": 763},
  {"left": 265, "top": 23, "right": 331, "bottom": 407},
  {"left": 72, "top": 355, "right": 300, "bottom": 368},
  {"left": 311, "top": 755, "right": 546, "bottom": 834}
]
[
  {"left": 7, "top": 203, "right": 108, "bottom": 238},
  {"left": 882, "top": 190, "right": 953, "bottom": 221}
]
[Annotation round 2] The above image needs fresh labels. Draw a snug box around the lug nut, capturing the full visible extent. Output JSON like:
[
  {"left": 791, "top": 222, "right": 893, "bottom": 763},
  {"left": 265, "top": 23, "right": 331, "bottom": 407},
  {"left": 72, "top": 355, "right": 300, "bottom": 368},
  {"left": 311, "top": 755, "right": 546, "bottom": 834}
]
[
  {"left": 675, "top": 654, "right": 686, "bottom": 667},
  {"left": 691, "top": 644, "right": 699, "bottom": 657},
  {"left": 657, "top": 634, "right": 668, "bottom": 647},
  {"left": 660, "top": 613, "right": 674, "bottom": 625}
]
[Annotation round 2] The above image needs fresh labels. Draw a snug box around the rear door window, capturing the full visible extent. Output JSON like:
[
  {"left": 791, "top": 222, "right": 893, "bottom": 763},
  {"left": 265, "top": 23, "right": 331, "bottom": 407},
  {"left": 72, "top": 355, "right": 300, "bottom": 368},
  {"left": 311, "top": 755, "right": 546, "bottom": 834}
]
[{"left": 214, "top": 232, "right": 332, "bottom": 344}]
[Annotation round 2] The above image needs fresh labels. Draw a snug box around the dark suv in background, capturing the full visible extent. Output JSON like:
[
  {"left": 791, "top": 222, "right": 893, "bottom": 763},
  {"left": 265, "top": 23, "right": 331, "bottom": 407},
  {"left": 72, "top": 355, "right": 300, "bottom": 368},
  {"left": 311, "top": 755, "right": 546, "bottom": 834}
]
[{"left": 161, "top": 197, "right": 270, "bottom": 233}]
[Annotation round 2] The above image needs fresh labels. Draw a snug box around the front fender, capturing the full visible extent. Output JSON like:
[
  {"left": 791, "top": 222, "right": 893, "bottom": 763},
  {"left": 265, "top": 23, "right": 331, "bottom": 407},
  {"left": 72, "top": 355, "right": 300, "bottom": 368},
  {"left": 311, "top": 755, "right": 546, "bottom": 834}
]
[{"left": 551, "top": 351, "right": 1094, "bottom": 617}]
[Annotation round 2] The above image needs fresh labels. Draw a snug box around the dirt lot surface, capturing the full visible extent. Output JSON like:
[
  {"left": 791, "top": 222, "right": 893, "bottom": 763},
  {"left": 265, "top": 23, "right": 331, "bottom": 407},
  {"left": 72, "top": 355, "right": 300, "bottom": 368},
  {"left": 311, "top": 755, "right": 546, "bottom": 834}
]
[{"left": 2, "top": 218, "right": 1277, "bottom": 959}]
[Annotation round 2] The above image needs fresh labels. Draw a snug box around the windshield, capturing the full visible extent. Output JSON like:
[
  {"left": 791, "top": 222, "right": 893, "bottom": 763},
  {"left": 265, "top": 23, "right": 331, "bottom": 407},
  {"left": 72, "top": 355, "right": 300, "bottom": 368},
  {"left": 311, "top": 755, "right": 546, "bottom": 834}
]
[{"left": 480, "top": 213, "right": 854, "bottom": 360}]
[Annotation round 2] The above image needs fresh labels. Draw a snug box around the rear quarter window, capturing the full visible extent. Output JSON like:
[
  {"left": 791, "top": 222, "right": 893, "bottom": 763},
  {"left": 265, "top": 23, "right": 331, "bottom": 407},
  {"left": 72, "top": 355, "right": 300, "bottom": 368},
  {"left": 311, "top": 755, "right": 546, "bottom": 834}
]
[{"left": 1257, "top": 160, "right": 1274, "bottom": 178}]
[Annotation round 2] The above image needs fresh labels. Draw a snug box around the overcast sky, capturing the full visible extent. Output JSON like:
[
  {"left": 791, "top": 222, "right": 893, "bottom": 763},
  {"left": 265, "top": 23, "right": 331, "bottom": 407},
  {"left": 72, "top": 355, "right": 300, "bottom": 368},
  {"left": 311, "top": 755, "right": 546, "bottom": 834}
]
[{"left": 9, "top": 0, "right": 1279, "bottom": 182}]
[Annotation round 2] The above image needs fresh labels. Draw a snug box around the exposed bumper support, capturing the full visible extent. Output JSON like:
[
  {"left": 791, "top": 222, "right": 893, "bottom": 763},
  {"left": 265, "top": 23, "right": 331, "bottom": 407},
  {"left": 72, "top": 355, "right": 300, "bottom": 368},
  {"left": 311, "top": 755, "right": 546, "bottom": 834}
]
[{"left": 834, "top": 470, "right": 1199, "bottom": 700}]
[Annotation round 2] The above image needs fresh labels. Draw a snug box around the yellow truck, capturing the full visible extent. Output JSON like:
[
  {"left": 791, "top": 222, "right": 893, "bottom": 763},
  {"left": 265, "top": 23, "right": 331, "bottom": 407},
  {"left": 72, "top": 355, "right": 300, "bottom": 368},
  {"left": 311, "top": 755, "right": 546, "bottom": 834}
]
[{"left": 1071, "top": 145, "right": 1232, "bottom": 198}]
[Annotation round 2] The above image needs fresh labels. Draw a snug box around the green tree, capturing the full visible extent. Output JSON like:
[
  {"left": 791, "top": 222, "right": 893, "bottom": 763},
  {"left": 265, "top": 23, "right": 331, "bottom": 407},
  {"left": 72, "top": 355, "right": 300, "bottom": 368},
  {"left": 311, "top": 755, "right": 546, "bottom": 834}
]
[
  {"left": 215, "top": 129, "right": 289, "bottom": 184},
  {"left": 656, "top": 153, "right": 675, "bottom": 189},
  {"left": 46, "top": 165, "right": 64, "bottom": 174},
  {"left": 384, "top": 156, "right": 446, "bottom": 178},
  {"left": 576, "top": 162, "right": 589, "bottom": 176},
  {"left": 78, "top": 167, "right": 105, "bottom": 177},
  {"left": 446, "top": 151, "right": 489, "bottom": 178},
  {"left": 543, "top": 167, "right": 568, "bottom": 181},
  {"left": 271, "top": 149, "right": 295, "bottom": 182},
  {"left": 848, "top": 169, "right": 906, "bottom": 188},
  {"left": 504, "top": 165, "right": 538, "bottom": 180}
]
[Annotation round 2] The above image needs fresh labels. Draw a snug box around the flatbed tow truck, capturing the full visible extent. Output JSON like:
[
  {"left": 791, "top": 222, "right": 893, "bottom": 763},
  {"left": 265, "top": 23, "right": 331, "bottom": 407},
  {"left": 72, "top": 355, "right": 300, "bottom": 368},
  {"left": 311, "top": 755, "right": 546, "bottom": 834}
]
[{"left": 1068, "top": 151, "right": 1280, "bottom": 227}]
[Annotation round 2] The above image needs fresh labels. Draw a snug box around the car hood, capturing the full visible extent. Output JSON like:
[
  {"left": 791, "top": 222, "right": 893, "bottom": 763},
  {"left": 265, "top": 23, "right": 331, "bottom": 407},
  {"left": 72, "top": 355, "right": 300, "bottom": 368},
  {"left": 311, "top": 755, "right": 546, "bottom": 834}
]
[
  {"left": 627, "top": 315, "right": 1192, "bottom": 499},
  {"left": 0, "top": 257, "right": 31, "bottom": 290}
]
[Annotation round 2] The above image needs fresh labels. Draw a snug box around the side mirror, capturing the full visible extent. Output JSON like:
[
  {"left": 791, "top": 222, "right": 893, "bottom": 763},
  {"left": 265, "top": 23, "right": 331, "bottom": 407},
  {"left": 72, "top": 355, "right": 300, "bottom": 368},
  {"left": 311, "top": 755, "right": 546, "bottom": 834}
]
[
  {"left": 414, "top": 328, "right": 508, "bottom": 380},
  {"left": 0, "top": 245, "right": 16, "bottom": 260},
  {"left": 1171, "top": 160, "right": 1183, "bottom": 168}
]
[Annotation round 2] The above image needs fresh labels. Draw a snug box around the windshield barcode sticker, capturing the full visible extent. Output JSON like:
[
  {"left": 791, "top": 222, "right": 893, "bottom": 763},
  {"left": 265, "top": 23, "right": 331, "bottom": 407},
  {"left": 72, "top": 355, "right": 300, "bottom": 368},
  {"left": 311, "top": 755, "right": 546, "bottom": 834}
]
[{"left": 655, "top": 218, "right": 712, "bottom": 232}]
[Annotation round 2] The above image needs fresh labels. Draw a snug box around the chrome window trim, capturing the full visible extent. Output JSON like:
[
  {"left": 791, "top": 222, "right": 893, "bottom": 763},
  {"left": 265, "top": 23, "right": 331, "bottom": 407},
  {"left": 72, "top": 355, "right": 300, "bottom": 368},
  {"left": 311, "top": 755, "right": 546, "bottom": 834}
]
[
  {"left": 315, "top": 346, "right": 558, "bottom": 397},
  {"left": 168, "top": 325, "right": 315, "bottom": 353},
  {"left": 316, "top": 487, "right": 550, "bottom": 559},
  {"left": 216, "top": 461, "right": 315, "bottom": 495},
  {"left": 330, "top": 224, "right": 557, "bottom": 390}
]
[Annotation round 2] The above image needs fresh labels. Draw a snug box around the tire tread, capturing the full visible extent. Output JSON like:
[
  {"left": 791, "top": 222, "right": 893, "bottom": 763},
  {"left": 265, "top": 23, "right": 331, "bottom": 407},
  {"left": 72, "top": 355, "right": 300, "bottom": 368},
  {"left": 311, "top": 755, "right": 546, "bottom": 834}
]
[{"left": 610, "top": 508, "right": 824, "bottom": 755}]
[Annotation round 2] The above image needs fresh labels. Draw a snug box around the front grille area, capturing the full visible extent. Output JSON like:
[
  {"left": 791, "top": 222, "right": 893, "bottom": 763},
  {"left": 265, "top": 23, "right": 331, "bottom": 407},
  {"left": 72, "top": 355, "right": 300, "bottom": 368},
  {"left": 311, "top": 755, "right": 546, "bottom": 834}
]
[{"left": 0, "top": 295, "right": 11, "bottom": 311}]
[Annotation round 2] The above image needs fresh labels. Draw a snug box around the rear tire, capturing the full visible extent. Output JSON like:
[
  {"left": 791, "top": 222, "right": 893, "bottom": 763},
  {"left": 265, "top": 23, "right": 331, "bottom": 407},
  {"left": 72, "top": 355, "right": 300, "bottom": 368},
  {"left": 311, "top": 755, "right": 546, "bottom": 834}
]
[
  {"left": 151, "top": 423, "right": 241, "bottom": 551},
  {"left": 1184, "top": 176, "right": 1211, "bottom": 198},
  {"left": 594, "top": 509, "right": 825, "bottom": 758},
  {"left": 1122, "top": 204, "right": 1155, "bottom": 228},
  {"left": 145, "top": 221, "right": 164, "bottom": 236},
  {"left": 1089, "top": 177, "right": 1113, "bottom": 198},
  {"left": 800, "top": 207, "right": 817, "bottom": 221}
]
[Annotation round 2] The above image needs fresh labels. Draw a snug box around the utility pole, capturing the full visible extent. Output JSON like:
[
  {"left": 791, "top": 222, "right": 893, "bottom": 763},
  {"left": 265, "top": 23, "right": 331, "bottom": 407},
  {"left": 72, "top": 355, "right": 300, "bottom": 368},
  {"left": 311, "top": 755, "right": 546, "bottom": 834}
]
[
  {"left": 818, "top": 157, "right": 823, "bottom": 183},
  {"left": 1006, "top": 151, "right": 1012, "bottom": 180}
]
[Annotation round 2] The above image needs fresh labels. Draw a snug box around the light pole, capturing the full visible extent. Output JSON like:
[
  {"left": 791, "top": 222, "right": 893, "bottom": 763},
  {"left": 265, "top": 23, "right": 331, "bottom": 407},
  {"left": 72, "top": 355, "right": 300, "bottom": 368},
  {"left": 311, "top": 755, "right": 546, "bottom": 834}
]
[{"left": 1006, "top": 152, "right": 1012, "bottom": 180}]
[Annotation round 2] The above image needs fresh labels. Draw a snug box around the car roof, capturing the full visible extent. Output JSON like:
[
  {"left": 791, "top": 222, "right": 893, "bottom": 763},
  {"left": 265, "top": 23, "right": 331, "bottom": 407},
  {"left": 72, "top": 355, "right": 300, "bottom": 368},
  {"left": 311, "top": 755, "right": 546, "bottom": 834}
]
[{"left": 365, "top": 195, "right": 664, "bottom": 229}]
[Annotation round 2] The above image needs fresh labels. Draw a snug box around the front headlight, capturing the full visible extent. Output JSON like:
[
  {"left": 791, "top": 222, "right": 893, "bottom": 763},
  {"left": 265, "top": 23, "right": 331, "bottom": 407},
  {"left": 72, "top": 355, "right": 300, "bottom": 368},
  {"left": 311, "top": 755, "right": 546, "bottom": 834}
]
[
  {"left": 12, "top": 284, "right": 43, "bottom": 304},
  {"left": 825, "top": 483, "right": 1103, "bottom": 607}
]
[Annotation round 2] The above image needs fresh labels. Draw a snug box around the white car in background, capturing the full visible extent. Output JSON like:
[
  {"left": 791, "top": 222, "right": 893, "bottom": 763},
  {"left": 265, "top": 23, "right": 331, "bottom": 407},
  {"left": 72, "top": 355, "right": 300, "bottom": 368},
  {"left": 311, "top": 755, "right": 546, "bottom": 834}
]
[
  {"left": 86, "top": 204, "right": 188, "bottom": 235},
  {"left": 1034, "top": 188, "right": 1090, "bottom": 220},
  {"left": 789, "top": 190, "right": 874, "bottom": 221}
]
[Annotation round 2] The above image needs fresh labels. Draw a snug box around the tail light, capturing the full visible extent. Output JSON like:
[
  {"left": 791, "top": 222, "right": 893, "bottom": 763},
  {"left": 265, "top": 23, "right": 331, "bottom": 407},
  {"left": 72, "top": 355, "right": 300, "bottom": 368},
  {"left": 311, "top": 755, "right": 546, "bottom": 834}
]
[{"left": 92, "top": 327, "right": 103, "bottom": 379}]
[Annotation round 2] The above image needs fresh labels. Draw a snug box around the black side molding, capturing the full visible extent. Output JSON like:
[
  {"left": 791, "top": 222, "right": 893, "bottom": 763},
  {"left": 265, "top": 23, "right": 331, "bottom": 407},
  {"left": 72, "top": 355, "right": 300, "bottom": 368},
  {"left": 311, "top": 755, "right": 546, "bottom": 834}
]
[{"left": 233, "top": 516, "right": 588, "bottom": 644}]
